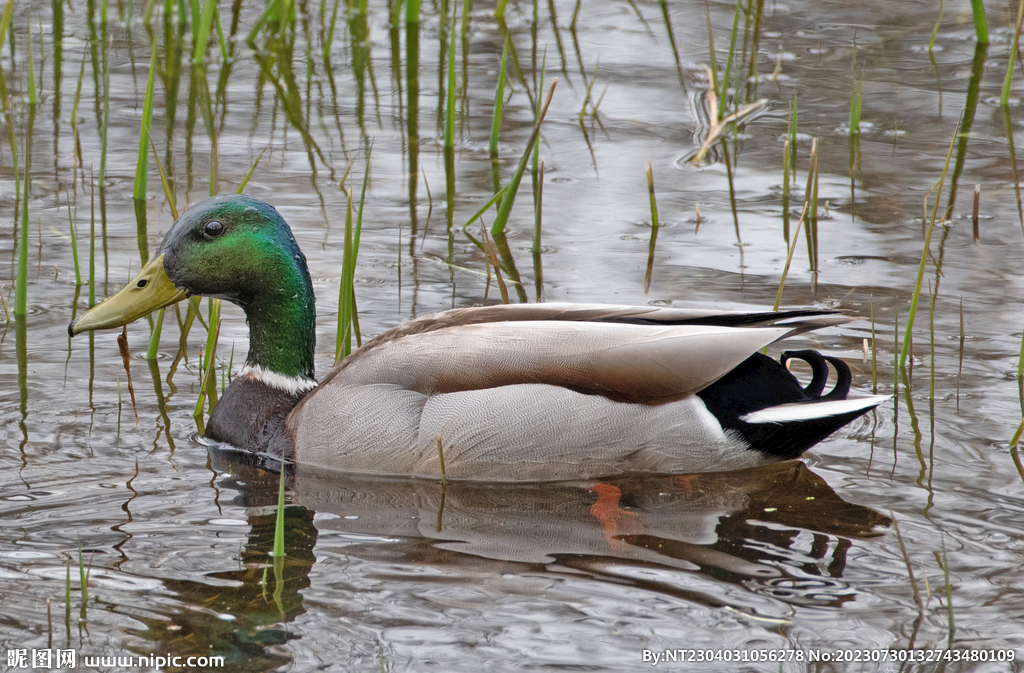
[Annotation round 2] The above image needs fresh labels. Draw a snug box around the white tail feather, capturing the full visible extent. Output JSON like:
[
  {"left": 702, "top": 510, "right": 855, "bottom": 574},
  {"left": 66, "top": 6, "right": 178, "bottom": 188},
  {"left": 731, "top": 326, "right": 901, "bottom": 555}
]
[{"left": 741, "top": 394, "right": 891, "bottom": 424}]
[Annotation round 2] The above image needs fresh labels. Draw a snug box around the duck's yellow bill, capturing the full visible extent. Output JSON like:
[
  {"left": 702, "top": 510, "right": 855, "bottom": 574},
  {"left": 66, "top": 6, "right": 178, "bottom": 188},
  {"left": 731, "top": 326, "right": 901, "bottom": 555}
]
[{"left": 69, "top": 254, "right": 187, "bottom": 336}]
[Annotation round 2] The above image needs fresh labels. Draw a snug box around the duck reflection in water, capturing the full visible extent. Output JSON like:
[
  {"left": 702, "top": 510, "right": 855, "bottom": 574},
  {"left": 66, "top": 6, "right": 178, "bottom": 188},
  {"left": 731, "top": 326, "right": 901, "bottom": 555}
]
[{"left": 133, "top": 456, "right": 888, "bottom": 668}]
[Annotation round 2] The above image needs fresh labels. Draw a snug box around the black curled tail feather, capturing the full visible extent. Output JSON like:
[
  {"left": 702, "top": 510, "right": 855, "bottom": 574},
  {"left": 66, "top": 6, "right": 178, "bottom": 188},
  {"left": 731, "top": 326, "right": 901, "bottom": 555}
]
[
  {"left": 697, "top": 350, "right": 871, "bottom": 461},
  {"left": 820, "top": 355, "right": 851, "bottom": 400},
  {"left": 780, "top": 350, "right": 829, "bottom": 397},
  {"left": 780, "top": 350, "right": 852, "bottom": 401}
]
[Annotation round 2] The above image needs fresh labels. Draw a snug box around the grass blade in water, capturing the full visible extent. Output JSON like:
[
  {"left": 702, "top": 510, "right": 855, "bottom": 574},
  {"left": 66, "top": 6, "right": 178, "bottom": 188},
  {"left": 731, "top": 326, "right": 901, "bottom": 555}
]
[
  {"left": 900, "top": 116, "right": 960, "bottom": 369},
  {"left": 336, "top": 188, "right": 356, "bottom": 363},
  {"left": 273, "top": 466, "right": 286, "bottom": 559},
  {"left": 782, "top": 138, "right": 790, "bottom": 243},
  {"left": 193, "top": 299, "right": 222, "bottom": 428},
  {"left": 532, "top": 159, "right": 544, "bottom": 302},
  {"left": 643, "top": 161, "right": 660, "bottom": 293},
  {"left": 15, "top": 135, "right": 30, "bottom": 316},
  {"left": 336, "top": 147, "right": 373, "bottom": 363},
  {"left": 133, "top": 37, "right": 159, "bottom": 205},
  {"left": 65, "top": 188, "right": 81, "bottom": 287},
  {"left": 971, "top": 0, "right": 989, "bottom": 45},
  {"left": 445, "top": 11, "right": 457, "bottom": 230},
  {"left": 490, "top": 79, "right": 557, "bottom": 237},
  {"left": 1002, "top": 0, "right": 1024, "bottom": 107},
  {"left": 773, "top": 202, "right": 808, "bottom": 311},
  {"left": 192, "top": 0, "right": 217, "bottom": 65},
  {"left": 489, "top": 39, "right": 509, "bottom": 195},
  {"left": 944, "top": 43, "right": 986, "bottom": 221}
]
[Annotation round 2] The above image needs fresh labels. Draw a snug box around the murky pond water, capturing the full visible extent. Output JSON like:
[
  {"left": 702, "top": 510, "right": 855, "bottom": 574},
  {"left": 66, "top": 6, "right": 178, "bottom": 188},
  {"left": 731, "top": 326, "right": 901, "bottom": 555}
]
[{"left": 2, "top": 0, "right": 1024, "bottom": 670}]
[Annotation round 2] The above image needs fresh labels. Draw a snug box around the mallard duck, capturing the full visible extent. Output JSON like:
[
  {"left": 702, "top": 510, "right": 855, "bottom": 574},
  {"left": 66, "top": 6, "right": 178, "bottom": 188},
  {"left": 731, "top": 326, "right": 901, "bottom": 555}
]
[{"left": 70, "top": 194, "right": 889, "bottom": 481}]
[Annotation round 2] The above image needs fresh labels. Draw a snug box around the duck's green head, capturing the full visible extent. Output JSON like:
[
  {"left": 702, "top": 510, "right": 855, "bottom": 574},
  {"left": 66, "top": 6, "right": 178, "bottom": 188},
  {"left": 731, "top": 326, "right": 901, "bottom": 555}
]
[{"left": 70, "top": 195, "right": 317, "bottom": 380}]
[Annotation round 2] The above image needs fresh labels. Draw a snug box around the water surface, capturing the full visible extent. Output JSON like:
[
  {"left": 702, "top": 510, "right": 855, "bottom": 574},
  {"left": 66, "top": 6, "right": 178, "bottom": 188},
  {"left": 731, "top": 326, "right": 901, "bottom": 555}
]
[{"left": 1, "top": 0, "right": 1024, "bottom": 670}]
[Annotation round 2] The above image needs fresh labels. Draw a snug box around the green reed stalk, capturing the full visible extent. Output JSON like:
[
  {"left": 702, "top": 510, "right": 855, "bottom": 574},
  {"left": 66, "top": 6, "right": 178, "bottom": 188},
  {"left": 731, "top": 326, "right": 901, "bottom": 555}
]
[
  {"left": 444, "top": 11, "right": 457, "bottom": 228},
  {"left": 532, "top": 54, "right": 546, "bottom": 191},
  {"left": 533, "top": 159, "right": 545, "bottom": 255},
  {"left": 532, "top": 159, "right": 545, "bottom": 301},
  {"left": 490, "top": 79, "right": 557, "bottom": 236},
  {"left": 273, "top": 465, "right": 286, "bottom": 559},
  {"left": 465, "top": 188, "right": 507, "bottom": 226},
  {"left": 89, "top": 170, "right": 96, "bottom": 308},
  {"left": 71, "top": 55, "right": 86, "bottom": 171},
  {"left": 489, "top": 38, "right": 509, "bottom": 194},
  {"left": 970, "top": 0, "right": 988, "bottom": 45},
  {"left": 144, "top": 135, "right": 176, "bottom": 362},
  {"left": 15, "top": 138, "right": 29, "bottom": 316},
  {"left": 65, "top": 556, "right": 71, "bottom": 628},
  {"left": 324, "top": 0, "right": 340, "bottom": 62},
  {"left": 643, "top": 162, "right": 660, "bottom": 293},
  {"left": 77, "top": 535, "right": 88, "bottom": 620},
  {"left": 717, "top": 0, "right": 743, "bottom": 120},
  {"left": 849, "top": 75, "right": 862, "bottom": 137},
  {"left": 65, "top": 190, "right": 81, "bottom": 287},
  {"left": 929, "top": 282, "right": 936, "bottom": 411},
  {"left": 336, "top": 189, "right": 356, "bottom": 362},
  {"left": 810, "top": 141, "right": 819, "bottom": 268},
  {"left": 1000, "top": 110, "right": 1024, "bottom": 235},
  {"left": 900, "top": 120, "right": 959, "bottom": 369},
  {"left": 577, "top": 63, "right": 601, "bottom": 125},
  {"left": 215, "top": 3, "right": 228, "bottom": 64},
  {"left": 0, "top": 0, "right": 17, "bottom": 214},
  {"left": 928, "top": 0, "right": 944, "bottom": 53},
  {"left": 116, "top": 376, "right": 123, "bottom": 434},
  {"left": 237, "top": 146, "right": 268, "bottom": 194},
  {"left": 945, "top": 43, "right": 986, "bottom": 222},
  {"left": 704, "top": 7, "right": 719, "bottom": 102},
  {"left": 803, "top": 138, "right": 818, "bottom": 273},
  {"left": 871, "top": 303, "right": 878, "bottom": 393},
  {"left": 462, "top": 0, "right": 471, "bottom": 37},
  {"left": 658, "top": 0, "right": 685, "bottom": 89},
  {"left": 890, "top": 515, "right": 923, "bottom": 611},
  {"left": 26, "top": 24, "right": 36, "bottom": 106},
  {"left": 406, "top": 0, "right": 420, "bottom": 34},
  {"left": 481, "top": 225, "right": 510, "bottom": 303},
  {"left": 193, "top": 299, "right": 222, "bottom": 426},
  {"left": 436, "top": 435, "right": 447, "bottom": 487},
  {"left": 332, "top": 147, "right": 373, "bottom": 356},
  {"left": 98, "top": 0, "right": 111, "bottom": 267},
  {"left": 0, "top": 0, "right": 12, "bottom": 53},
  {"left": 150, "top": 137, "right": 180, "bottom": 219},
  {"left": 773, "top": 202, "right": 807, "bottom": 311},
  {"left": 1018, "top": 314, "right": 1024, "bottom": 398},
  {"left": 1011, "top": 434, "right": 1024, "bottom": 484},
  {"left": 1010, "top": 415, "right": 1024, "bottom": 448},
  {"left": 957, "top": 297, "right": 964, "bottom": 409},
  {"left": 939, "top": 547, "right": 955, "bottom": 640},
  {"left": 1000, "top": 0, "right": 1024, "bottom": 107},
  {"left": 192, "top": 0, "right": 217, "bottom": 65},
  {"left": 745, "top": 0, "right": 765, "bottom": 101},
  {"left": 893, "top": 308, "right": 899, "bottom": 411},
  {"left": 782, "top": 138, "right": 791, "bottom": 243},
  {"left": 789, "top": 97, "right": 797, "bottom": 179},
  {"left": 134, "top": 37, "right": 158, "bottom": 203},
  {"left": 147, "top": 308, "right": 166, "bottom": 361}
]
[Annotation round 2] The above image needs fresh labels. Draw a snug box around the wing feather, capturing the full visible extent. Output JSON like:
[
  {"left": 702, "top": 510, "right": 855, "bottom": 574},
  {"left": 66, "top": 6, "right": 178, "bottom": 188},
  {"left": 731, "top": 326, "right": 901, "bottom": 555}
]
[{"left": 321, "top": 321, "right": 792, "bottom": 403}]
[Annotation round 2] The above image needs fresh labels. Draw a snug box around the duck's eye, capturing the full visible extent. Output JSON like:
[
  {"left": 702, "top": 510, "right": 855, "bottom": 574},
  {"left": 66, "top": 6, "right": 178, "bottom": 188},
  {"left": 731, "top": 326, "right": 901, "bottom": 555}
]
[
  {"left": 204, "top": 220, "right": 224, "bottom": 237},
  {"left": 137, "top": 279, "right": 148, "bottom": 288}
]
